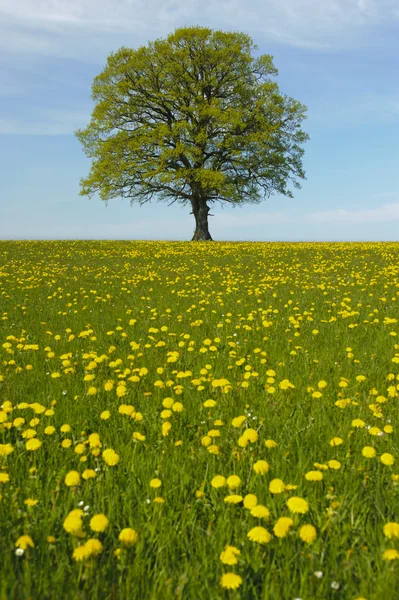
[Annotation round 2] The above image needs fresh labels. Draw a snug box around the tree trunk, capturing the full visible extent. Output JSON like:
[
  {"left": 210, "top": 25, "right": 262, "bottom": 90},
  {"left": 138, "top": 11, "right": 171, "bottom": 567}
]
[{"left": 191, "top": 196, "right": 213, "bottom": 241}]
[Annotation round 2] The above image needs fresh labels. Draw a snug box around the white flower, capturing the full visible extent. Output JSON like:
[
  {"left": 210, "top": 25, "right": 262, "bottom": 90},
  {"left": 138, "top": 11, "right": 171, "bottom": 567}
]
[
  {"left": 314, "top": 571, "right": 323, "bottom": 579},
  {"left": 331, "top": 581, "right": 340, "bottom": 590},
  {"left": 15, "top": 548, "right": 24, "bottom": 557},
  {"left": 78, "top": 501, "right": 84, "bottom": 507},
  {"left": 84, "top": 505, "right": 90, "bottom": 512}
]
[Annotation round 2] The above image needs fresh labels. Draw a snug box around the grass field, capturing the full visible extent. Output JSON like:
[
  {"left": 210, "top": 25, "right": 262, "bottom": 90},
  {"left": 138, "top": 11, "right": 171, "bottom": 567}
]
[{"left": 1, "top": 240, "right": 399, "bottom": 600}]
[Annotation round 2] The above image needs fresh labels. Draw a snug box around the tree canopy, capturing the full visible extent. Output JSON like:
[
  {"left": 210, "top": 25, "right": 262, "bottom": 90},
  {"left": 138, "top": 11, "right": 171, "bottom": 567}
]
[{"left": 75, "top": 26, "right": 310, "bottom": 240}]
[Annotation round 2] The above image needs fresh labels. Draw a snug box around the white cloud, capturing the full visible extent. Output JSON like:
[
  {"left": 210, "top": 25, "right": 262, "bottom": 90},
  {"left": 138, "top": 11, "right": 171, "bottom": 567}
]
[
  {"left": 305, "top": 202, "right": 399, "bottom": 224},
  {"left": 0, "top": 108, "right": 91, "bottom": 135},
  {"left": 0, "top": 0, "right": 398, "bottom": 62}
]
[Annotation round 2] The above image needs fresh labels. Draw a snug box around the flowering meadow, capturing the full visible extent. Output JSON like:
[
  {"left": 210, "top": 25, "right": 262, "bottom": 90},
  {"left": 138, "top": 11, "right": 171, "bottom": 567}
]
[{"left": 1, "top": 240, "right": 399, "bottom": 600}]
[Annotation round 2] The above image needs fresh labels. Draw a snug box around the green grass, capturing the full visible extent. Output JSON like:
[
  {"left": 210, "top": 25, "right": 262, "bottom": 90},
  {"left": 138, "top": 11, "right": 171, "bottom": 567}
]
[{"left": 1, "top": 240, "right": 399, "bottom": 600}]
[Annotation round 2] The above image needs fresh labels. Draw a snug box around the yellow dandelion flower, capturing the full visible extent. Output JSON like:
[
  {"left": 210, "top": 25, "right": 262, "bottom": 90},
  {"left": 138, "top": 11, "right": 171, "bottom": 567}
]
[
  {"left": 273, "top": 517, "right": 293, "bottom": 538},
  {"left": 287, "top": 497, "right": 309, "bottom": 514},
  {"left": 82, "top": 469, "right": 96, "bottom": 480},
  {"left": 220, "top": 545, "right": 241, "bottom": 565},
  {"left": 243, "top": 494, "right": 258, "bottom": 509},
  {"left": 327, "top": 460, "right": 341, "bottom": 470},
  {"left": 299, "top": 524, "right": 317, "bottom": 543},
  {"left": 265, "top": 439, "right": 278, "bottom": 448},
  {"left": 231, "top": 416, "right": 246, "bottom": 428},
  {"left": 383, "top": 549, "right": 399, "bottom": 561},
  {"left": 305, "top": 470, "right": 323, "bottom": 482},
  {"left": 102, "top": 448, "right": 119, "bottom": 466},
  {"left": 380, "top": 453, "right": 395, "bottom": 466},
  {"left": 330, "top": 437, "right": 343, "bottom": 447},
  {"left": 269, "top": 478, "right": 286, "bottom": 494},
  {"left": 85, "top": 538, "right": 103, "bottom": 556},
  {"left": 253, "top": 460, "right": 269, "bottom": 475},
  {"left": 100, "top": 411, "right": 111, "bottom": 420},
  {"left": 26, "top": 438, "right": 42, "bottom": 451},
  {"left": 227, "top": 475, "right": 241, "bottom": 490},
  {"left": 73, "top": 545, "right": 90, "bottom": 562},
  {"left": 15, "top": 535, "right": 34, "bottom": 550},
  {"left": 250, "top": 505, "right": 270, "bottom": 520},
  {"left": 90, "top": 514, "right": 109, "bottom": 533},
  {"left": 362, "top": 446, "right": 376, "bottom": 458},
  {"left": 150, "top": 478, "right": 161, "bottom": 489},
  {"left": 383, "top": 522, "right": 399, "bottom": 539},
  {"left": 224, "top": 494, "right": 243, "bottom": 504},
  {"left": 247, "top": 526, "right": 272, "bottom": 544},
  {"left": 211, "top": 475, "right": 226, "bottom": 489},
  {"left": 65, "top": 471, "right": 80, "bottom": 487},
  {"left": 220, "top": 573, "right": 242, "bottom": 590},
  {"left": 352, "top": 419, "right": 366, "bottom": 428},
  {"left": 119, "top": 528, "right": 138, "bottom": 546}
]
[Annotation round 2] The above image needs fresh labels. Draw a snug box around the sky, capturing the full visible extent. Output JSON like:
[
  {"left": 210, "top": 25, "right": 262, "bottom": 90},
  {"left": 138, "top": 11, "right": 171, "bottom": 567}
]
[{"left": 1, "top": 0, "right": 399, "bottom": 242}]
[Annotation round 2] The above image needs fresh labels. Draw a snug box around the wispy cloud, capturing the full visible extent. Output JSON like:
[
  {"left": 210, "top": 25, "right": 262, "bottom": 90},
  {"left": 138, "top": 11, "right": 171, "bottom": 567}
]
[
  {"left": 0, "top": 0, "right": 398, "bottom": 62},
  {"left": 209, "top": 201, "right": 399, "bottom": 228},
  {"left": 0, "top": 107, "right": 91, "bottom": 135},
  {"left": 306, "top": 201, "right": 399, "bottom": 224}
]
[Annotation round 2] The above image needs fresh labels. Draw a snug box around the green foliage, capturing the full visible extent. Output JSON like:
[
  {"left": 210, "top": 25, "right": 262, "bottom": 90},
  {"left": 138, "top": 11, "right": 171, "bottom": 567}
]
[{"left": 75, "top": 26, "right": 309, "bottom": 210}]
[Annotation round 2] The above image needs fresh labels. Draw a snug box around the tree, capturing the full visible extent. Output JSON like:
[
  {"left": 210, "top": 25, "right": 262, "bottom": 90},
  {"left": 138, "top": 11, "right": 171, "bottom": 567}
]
[{"left": 75, "top": 26, "right": 309, "bottom": 241}]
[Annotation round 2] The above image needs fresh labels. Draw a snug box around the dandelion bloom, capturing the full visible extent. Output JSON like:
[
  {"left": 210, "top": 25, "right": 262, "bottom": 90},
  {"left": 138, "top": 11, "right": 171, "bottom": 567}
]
[
  {"left": 327, "top": 460, "right": 341, "bottom": 470},
  {"left": 102, "top": 448, "right": 120, "bottom": 466},
  {"left": 220, "top": 545, "right": 241, "bottom": 565},
  {"left": 305, "top": 471, "right": 323, "bottom": 482},
  {"left": 273, "top": 517, "right": 293, "bottom": 538},
  {"left": 162, "top": 422, "right": 172, "bottom": 436},
  {"left": 63, "top": 510, "right": 83, "bottom": 534},
  {"left": 220, "top": 573, "right": 242, "bottom": 590},
  {"left": 243, "top": 429, "right": 258, "bottom": 443},
  {"left": 247, "top": 526, "right": 272, "bottom": 544},
  {"left": 90, "top": 514, "right": 109, "bottom": 533},
  {"left": 73, "top": 545, "right": 90, "bottom": 562},
  {"left": 231, "top": 416, "right": 246, "bottom": 428},
  {"left": 224, "top": 494, "right": 243, "bottom": 504},
  {"left": 85, "top": 538, "right": 103, "bottom": 556},
  {"left": 368, "top": 427, "right": 381, "bottom": 436},
  {"left": 380, "top": 453, "right": 395, "bottom": 466},
  {"left": 15, "top": 535, "right": 34, "bottom": 550},
  {"left": 227, "top": 475, "right": 241, "bottom": 490},
  {"left": 100, "top": 411, "right": 111, "bottom": 420},
  {"left": 253, "top": 460, "right": 269, "bottom": 475},
  {"left": 299, "top": 524, "right": 317, "bottom": 543},
  {"left": 203, "top": 400, "right": 216, "bottom": 408},
  {"left": 287, "top": 497, "right": 309, "bottom": 514},
  {"left": 382, "top": 549, "right": 399, "bottom": 561},
  {"left": 26, "top": 438, "right": 42, "bottom": 451},
  {"left": 383, "top": 523, "right": 399, "bottom": 539},
  {"left": 64, "top": 471, "right": 80, "bottom": 487},
  {"left": 150, "top": 478, "right": 162, "bottom": 489},
  {"left": 0, "top": 473, "right": 10, "bottom": 483},
  {"left": 119, "top": 528, "right": 138, "bottom": 546},
  {"left": 352, "top": 419, "right": 366, "bottom": 428},
  {"left": 243, "top": 494, "right": 258, "bottom": 509},
  {"left": 269, "top": 478, "right": 286, "bottom": 494},
  {"left": 265, "top": 439, "right": 278, "bottom": 448},
  {"left": 362, "top": 446, "right": 376, "bottom": 458},
  {"left": 82, "top": 469, "right": 96, "bottom": 480},
  {"left": 211, "top": 475, "right": 226, "bottom": 489},
  {"left": 251, "top": 505, "right": 270, "bottom": 520},
  {"left": 330, "top": 437, "right": 343, "bottom": 447}
]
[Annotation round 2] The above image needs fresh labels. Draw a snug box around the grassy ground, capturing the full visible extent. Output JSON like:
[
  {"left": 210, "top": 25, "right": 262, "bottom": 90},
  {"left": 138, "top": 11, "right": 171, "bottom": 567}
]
[{"left": 1, "top": 240, "right": 399, "bottom": 600}]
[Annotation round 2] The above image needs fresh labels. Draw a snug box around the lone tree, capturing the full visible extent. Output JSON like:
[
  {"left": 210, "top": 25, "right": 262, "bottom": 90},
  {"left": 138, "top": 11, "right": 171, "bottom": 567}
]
[{"left": 75, "top": 26, "right": 309, "bottom": 241}]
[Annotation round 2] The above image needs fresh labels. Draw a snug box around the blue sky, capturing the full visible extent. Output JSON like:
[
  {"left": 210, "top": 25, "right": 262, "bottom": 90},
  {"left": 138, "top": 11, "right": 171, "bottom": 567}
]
[{"left": 1, "top": 0, "right": 399, "bottom": 241}]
